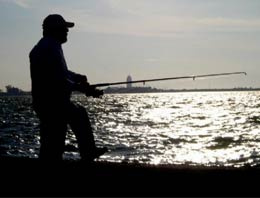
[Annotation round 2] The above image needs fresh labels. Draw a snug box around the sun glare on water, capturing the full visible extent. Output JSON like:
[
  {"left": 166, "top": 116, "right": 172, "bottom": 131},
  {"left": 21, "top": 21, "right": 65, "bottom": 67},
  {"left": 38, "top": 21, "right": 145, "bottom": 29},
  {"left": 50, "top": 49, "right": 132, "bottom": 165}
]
[{"left": 1, "top": 92, "right": 260, "bottom": 167}]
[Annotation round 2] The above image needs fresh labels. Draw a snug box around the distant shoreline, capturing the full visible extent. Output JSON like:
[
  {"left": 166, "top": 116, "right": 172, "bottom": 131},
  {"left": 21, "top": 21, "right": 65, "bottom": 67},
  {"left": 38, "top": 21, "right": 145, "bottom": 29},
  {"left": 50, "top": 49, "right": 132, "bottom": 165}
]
[{"left": 1, "top": 87, "right": 260, "bottom": 96}]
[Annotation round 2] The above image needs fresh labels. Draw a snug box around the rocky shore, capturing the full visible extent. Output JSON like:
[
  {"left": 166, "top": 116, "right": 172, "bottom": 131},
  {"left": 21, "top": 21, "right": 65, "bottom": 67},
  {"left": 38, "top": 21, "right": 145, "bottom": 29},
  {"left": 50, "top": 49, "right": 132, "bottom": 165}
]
[{"left": 0, "top": 156, "right": 259, "bottom": 196}]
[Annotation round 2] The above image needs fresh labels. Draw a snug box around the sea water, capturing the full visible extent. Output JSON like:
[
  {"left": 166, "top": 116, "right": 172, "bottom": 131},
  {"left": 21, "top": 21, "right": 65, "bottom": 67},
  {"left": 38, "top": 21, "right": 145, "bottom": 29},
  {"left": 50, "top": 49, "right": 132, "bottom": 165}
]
[{"left": 0, "top": 91, "right": 260, "bottom": 167}]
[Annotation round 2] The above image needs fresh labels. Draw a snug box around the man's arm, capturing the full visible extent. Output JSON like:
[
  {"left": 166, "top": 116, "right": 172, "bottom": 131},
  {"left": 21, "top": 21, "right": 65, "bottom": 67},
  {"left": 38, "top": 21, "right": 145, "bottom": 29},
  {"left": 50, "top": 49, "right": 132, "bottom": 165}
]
[
  {"left": 67, "top": 70, "right": 103, "bottom": 97},
  {"left": 67, "top": 70, "right": 87, "bottom": 83}
]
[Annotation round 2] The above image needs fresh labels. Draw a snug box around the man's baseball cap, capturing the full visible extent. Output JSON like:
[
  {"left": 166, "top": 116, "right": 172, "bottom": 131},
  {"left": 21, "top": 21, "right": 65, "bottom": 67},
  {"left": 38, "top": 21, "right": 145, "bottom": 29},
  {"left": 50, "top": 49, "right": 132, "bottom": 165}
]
[{"left": 43, "top": 14, "right": 74, "bottom": 29}]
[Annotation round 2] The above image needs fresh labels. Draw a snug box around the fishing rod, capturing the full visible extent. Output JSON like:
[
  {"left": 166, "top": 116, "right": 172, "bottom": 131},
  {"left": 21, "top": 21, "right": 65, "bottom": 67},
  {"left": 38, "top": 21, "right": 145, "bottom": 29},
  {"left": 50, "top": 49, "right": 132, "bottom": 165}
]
[{"left": 91, "top": 72, "right": 247, "bottom": 88}]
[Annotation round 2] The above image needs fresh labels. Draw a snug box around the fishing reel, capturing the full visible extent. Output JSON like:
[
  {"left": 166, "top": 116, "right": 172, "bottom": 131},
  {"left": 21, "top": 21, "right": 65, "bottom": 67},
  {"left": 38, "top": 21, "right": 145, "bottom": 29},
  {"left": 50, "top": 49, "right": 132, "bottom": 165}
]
[
  {"left": 75, "top": 81, "right": 103, "bottom": 98},
  {"left": 85, "top": 86, "right": 104, "bottom": 98}
]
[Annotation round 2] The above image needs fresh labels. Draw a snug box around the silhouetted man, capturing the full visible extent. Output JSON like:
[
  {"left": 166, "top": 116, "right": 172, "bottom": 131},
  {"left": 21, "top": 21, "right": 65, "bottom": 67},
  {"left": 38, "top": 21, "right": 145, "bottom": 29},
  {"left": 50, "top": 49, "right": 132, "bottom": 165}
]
[{"left": 29, "top": 14, "right": 107, "bottom": 161}]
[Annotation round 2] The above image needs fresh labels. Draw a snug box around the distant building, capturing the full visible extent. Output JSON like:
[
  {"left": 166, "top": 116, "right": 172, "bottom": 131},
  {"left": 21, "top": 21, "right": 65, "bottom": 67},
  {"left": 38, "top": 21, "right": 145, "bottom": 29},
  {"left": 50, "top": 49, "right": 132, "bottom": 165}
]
[
  {"left": 6, "top": 85, "right": 23, "bottom": 95},
  {"left": 126, "top": 75, "right": 132, "bottom": 88}
]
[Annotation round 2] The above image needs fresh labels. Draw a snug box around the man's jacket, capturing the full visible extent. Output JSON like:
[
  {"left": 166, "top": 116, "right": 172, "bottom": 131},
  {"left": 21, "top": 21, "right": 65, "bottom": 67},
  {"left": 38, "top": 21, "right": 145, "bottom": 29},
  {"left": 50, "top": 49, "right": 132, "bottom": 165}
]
[{"left": 29, "top": 37, "right": 84, "bottom": 111}]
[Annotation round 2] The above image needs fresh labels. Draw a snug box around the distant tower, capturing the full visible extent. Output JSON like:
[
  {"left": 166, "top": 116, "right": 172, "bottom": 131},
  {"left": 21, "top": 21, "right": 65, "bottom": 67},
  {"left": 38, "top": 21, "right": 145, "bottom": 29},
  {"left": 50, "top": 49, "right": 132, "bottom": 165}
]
[{"left": 126, "top": 75, "right": 132, "bottom": 88}]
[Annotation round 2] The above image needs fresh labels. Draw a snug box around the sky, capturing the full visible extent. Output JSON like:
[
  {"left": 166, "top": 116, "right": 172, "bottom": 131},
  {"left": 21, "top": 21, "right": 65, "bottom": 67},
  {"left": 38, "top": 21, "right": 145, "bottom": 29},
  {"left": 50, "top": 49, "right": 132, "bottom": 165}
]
[{"left": 0, "top": 0, "right": 260, "bottom": 91}]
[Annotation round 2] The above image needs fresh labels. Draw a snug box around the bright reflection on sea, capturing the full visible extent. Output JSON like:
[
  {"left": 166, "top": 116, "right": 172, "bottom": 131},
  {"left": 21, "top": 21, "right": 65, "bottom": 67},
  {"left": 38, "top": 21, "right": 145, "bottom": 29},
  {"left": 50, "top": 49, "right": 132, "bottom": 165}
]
[
  {"left": 72, "top": 91, "right": 260, "bottom": 167},
  {"left": 1, "top": 92, "right": 260, "bottom": 167}
]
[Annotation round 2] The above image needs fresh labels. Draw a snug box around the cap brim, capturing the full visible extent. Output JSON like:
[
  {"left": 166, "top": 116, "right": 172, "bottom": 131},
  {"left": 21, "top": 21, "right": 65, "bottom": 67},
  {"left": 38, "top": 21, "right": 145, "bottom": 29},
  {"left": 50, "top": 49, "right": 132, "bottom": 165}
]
[{"left": 66, "top": 22, "right": 74, "bottom": 28}]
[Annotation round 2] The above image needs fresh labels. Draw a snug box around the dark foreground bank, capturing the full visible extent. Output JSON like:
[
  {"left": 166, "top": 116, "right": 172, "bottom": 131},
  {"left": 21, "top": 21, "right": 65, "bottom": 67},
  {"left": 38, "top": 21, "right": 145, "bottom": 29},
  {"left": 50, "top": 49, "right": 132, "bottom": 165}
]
[{"left": 0, "top": 156, "right": 259, "bottom": 196}]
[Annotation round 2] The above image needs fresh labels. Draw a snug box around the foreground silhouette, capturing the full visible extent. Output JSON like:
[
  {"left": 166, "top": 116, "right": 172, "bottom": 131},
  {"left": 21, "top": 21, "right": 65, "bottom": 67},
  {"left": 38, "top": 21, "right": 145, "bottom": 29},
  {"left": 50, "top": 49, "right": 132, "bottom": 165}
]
[
  {"left": 29, "top": 14, "right": 107, "bottom": 161},
  {"left": 0, "top": 156, "right": 259, "bottom": 196}
]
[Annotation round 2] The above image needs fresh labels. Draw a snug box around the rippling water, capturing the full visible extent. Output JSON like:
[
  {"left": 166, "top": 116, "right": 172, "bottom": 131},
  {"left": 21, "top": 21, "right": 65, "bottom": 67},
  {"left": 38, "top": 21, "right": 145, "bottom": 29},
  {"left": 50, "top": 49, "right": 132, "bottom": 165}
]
[{"left": 1, "top": 91, "right": 260, "bottom": 167}]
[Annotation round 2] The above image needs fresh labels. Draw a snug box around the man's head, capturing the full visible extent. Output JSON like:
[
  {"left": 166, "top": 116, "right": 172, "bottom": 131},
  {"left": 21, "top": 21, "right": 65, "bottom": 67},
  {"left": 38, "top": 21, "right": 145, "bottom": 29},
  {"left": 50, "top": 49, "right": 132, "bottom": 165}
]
[{"left": 42, "top": 14, "right": 74, "bottom": 44}]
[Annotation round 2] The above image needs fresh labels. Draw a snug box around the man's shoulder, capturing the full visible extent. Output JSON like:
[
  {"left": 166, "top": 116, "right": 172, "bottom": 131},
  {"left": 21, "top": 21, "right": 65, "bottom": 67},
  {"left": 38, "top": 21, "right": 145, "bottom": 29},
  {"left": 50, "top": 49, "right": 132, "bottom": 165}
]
[
  {"left": 37, "top": 37, "right": 60, "bottom": 50},
  {"left": 30, "top": 37, "right": 61, "bottom": 57}
]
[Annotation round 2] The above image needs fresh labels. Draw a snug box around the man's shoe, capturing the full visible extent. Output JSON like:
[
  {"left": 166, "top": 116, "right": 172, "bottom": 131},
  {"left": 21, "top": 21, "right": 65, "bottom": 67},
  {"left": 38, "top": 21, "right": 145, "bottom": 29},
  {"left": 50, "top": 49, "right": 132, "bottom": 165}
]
[{"left": 83, "top": 147, "right": 108, "bottom": 162}]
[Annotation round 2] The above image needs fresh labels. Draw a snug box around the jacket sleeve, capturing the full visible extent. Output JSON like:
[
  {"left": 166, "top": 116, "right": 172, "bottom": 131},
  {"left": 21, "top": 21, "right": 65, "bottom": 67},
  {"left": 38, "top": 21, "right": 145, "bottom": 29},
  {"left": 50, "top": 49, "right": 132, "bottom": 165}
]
[{"left": 67, "top": 70, "right": 87, "bottom": 83}]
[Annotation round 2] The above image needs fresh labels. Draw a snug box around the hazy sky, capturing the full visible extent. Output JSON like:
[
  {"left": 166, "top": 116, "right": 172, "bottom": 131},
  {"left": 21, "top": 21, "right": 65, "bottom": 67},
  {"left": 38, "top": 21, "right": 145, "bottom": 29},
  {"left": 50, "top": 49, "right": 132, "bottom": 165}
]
[{"left": 0, "top": 0, "right": 260, "bottom": 91}]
